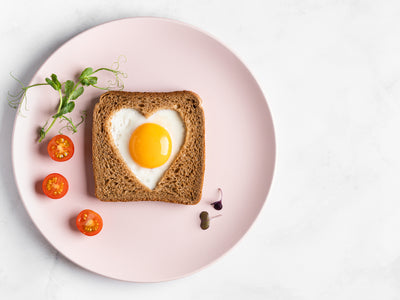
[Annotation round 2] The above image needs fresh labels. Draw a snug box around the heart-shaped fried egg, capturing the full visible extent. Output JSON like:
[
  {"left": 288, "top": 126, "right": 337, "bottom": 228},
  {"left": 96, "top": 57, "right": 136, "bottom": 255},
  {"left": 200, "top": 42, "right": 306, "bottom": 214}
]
[{"left": 109, "top": 109, "right": 185, "bottom": 189}]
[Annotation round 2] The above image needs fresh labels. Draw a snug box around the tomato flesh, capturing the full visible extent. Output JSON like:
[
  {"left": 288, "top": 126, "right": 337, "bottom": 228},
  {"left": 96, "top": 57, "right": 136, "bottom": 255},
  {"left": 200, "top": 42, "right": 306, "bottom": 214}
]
[
  {"left": 76, "top": 209, "right": 103, "bottom": 236},
  {"left": 42, "top": 173, "right": 69, "bottom": 199},
  {"left": 47, "top": 134, "right": 74, "bottom": 162}
]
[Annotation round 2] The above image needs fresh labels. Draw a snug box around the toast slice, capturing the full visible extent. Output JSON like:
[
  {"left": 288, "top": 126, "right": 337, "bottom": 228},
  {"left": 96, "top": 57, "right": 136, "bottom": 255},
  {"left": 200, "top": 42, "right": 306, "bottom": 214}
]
[{"left": 92, "top": 91, "right": 205, "bottom": 204}]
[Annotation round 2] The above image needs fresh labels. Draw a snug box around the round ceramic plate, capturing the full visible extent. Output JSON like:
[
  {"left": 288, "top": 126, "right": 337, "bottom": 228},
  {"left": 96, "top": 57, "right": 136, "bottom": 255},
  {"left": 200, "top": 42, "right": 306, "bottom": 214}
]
[{"left": 12, "top": 17, "right": 275, "bottom": 282}]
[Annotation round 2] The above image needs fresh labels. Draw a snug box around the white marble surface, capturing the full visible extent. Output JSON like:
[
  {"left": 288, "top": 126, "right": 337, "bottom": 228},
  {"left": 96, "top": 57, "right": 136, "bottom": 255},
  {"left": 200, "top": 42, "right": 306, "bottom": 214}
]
[{"left": 2, "top": 0, "right": 400, "bottom": 299}]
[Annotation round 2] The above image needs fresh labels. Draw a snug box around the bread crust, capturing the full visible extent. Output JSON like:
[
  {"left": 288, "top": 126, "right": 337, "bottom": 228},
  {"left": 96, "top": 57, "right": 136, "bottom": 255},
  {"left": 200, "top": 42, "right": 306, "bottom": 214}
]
[{"left": 92, "top": 91, "right": 205, "bottom": 204}]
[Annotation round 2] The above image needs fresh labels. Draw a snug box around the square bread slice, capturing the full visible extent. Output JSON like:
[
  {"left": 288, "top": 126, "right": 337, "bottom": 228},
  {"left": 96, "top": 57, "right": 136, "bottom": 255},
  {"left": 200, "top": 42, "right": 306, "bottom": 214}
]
[{"left": 92, "top": 91, "right": 205, "bottom": 204}]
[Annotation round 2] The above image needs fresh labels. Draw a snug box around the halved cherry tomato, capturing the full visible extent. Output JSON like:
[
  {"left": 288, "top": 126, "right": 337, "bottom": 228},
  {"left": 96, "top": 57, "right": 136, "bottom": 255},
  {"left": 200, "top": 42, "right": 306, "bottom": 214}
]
[
  {"left": 76, "top": 209, "right": 103, "bottom": 236},
  {"left": 47, "top": 134, "right": 74, "bottom": 162},
  {"left": 42, "top": 173, "right": 69, "bottom": 199}
]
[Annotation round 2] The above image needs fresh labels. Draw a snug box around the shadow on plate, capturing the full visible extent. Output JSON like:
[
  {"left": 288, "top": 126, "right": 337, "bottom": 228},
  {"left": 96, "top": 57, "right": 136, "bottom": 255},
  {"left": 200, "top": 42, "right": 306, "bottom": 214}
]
[
  {"left": 68, "top": 213, "right": 80, "bottom": 232},
  {"left": 83, "top": 96, "right": 99, "bottom": 199}
]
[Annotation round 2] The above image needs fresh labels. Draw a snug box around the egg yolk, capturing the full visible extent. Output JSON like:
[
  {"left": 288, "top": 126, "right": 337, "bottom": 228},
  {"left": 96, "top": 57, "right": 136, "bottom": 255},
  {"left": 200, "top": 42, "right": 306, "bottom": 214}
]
[{"left": 129, "top": 123, "right": 172, "bottom": 168}]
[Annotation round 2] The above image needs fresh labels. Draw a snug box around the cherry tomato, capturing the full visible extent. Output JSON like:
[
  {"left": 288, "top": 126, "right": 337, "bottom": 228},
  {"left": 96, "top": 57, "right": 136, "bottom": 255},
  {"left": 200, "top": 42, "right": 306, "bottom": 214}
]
[
  {"left": 42, "top": 173, "right": 69, "bottom": 199},
  {"left": 47, "top": 135, "right": 74, "bottom": 162},
  {"left": 76, "top": 209, "right": 103, "bottom": 236}
]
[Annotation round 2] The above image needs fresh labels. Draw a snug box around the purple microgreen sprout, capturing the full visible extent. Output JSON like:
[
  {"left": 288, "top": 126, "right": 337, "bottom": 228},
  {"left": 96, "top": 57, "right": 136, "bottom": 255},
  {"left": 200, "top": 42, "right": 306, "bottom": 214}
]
[{"left": 210, "top": 188, "right": 223, "bottom": 210}]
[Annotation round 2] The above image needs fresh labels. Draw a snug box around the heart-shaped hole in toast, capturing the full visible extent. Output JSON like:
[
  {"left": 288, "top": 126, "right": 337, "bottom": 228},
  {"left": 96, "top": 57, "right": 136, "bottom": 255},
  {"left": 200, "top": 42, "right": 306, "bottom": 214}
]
[{"left": 108, "top": 108, "right": 186, "bottom": 190}]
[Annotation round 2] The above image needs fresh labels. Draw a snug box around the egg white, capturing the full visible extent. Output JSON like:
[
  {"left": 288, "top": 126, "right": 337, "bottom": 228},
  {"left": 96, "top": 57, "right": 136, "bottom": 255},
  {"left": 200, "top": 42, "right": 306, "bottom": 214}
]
[{"left": 109, "top": 109, "right": 186, "bottom": 190}]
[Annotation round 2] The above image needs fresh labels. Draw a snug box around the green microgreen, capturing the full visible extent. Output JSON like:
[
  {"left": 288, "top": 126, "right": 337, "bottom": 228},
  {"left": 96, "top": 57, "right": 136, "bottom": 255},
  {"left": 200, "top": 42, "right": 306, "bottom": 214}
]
[{"left": 8, "top": 56, "right": 127, "bottom": 142}]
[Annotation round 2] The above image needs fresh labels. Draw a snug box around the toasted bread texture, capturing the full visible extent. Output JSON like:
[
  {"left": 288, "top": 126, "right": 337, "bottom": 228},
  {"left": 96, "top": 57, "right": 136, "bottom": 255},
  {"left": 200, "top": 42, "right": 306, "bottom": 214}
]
[{"left": 92, "top": 91, "right": 205, "bottom": 204}]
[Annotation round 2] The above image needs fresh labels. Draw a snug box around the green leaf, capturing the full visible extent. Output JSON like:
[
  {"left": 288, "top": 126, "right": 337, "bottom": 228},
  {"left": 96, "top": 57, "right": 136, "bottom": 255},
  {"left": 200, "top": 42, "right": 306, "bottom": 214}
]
[
  {"left": 64, "top": 80, "right": 74, "bottom": 98},
  {"left": 66, "top": 101, "right": 75, "bottom": 113},
  {"left": 71, "top": 86, "right": 84, "bottom": 99},
  {"left": 50, "top": 74, "right": 61, "bottom": 90},
  {"left": 80, "top": 79, "right": 90, "bottom": 86},
  {"left": 39, "top": 127, "right": 46, "bottom": 140},
  {"left": 79, "top": 67, "right": 93, "bottom": 80},
  {"left": 45, "top": 78, "right": 58, "bottom": 90},
  {"left": 54, "top": 108, "right": 69, "bottom": 118},
  {"left": 87, "top": 76, "right": 98, "bottom": 85},
  {"left": 53, "top": 101, "right": 73, "bottom": 118}
]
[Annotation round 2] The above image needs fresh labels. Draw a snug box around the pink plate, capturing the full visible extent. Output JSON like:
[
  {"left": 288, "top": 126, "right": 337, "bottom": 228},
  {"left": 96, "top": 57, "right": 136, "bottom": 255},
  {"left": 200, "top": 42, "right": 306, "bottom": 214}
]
[{"left": 12, "top": 17, "right": 275, "bottom": 282}]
